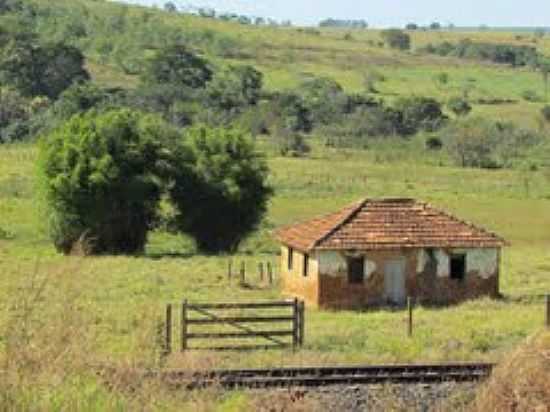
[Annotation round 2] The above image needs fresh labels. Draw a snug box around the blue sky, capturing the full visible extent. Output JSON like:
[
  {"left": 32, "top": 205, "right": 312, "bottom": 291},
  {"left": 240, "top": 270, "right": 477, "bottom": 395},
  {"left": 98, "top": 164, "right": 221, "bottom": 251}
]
[{"left": 119, "top": 0, "right": 550, "bottom": 27}]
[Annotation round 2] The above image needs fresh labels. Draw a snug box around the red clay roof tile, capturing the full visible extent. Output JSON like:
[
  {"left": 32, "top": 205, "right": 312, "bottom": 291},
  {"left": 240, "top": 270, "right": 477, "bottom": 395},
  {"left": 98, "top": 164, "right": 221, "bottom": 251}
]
[{"left": 275, "top": 198, "right": 506, "bottom": 251}]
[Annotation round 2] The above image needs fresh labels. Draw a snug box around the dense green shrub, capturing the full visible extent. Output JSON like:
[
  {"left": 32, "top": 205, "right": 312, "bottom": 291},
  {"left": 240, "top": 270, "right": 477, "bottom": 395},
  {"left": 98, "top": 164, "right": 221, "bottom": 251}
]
[
  {"left": 380, "top": 29, "right": 411, "bottom": 50},
  {"left": 421, "top": 40, "right": 540, "bottom": 67},
  {"left": 393, "top": 96, "right": 447, "bottom": 135},
  {"left": 541, "top": 105, "right": 550, "bottom": 123},
  {"left": 0, "top": 39, "right": 89, "bottom": 99},
  {"left": 38, "top": 109, "right": 177, "bottom": 254},
  {"left": 141, "top": 44, "right": 212, "bottom": 90},
  {"left": 297, "top": 76, "right": 349, "bottom": 126},
  {"left": 271, "top": 93, "right": 312, "bottom": 133},
  {"left": 0, "top": 87, "right": 29, "bottom": 143},
  {"left": 443, "top": 117, "right": 543, "bottom": 168},
  {"left": 425, "top": 136, "right": 443, "bottom": 150},
  {"left": 52, "top": 82, "right": 119, "bottom": 120},
  {"left": 169, "top": 126, "right": 272, "bottom": 253},
  {"left": 521, "top": 90, "right": 542, "bottom": 102},
  {"left": 277, "top": 131, "right": 311, "bottom": 157},
  {"left": 204, "top": 65, "right": 263, "bottom": 113},
  {"left": 447, "top": 97, "right": 472, "bottom": 117}
]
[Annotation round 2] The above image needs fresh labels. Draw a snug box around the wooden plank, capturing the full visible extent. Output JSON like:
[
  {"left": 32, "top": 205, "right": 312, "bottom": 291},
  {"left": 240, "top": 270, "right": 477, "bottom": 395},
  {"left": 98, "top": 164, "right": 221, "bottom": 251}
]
[
  {"left": 187, "top": 316, "right": 295, "bottom": 325},
  {"left": 188, "top": 301, "right": 294, "bottom": 309},
  {"left": 187, "top": 331, "right": 294, "bottom": 339},
  {"left": 185, "top": 344, "right": 289, "bottom": 351},
  {"left": 189, "top": 305, "right": 289, "bottom": 346}
]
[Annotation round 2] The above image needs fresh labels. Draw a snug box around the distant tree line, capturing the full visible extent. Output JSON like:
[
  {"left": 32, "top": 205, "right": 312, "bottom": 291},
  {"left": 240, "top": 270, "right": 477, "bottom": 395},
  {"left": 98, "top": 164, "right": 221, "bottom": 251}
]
[
  {"left": 420, "top": 39, "right": 541, "bottom": 67},
  {"left": 164, "top": 2, "right": 290, "bottom": 27},
  {"left": 318, "top": 18, "right": 368, "bottom": 29}
]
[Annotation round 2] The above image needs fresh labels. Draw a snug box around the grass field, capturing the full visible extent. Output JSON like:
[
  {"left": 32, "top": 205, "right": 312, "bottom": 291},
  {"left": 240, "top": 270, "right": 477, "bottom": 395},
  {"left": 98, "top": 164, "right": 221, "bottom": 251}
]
[
  {"left": 1, "top": 1, "right": 550, "bottom": 409},
  {"left": 1, "top": 140, "right": 549, "bottom": 408},
  {"left": 1, "top": 142, "right": 549, "bottom": 365}
]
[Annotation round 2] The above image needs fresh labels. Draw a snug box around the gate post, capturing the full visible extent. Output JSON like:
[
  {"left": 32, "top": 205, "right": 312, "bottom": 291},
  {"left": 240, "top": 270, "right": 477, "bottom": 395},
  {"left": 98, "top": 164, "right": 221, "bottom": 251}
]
[
  {"left": 298, "top": 300, "right": 305, "bottom": 346},
  {"left": 292, "top": 298, "right": 299, "bottom": 349},
  {"left": 181, "top": 300, "right": 188, "bottom": 351},
  {"left": 165, "top": 304, "right": 172, "bottom": 355},
  {"left": 546, "top": 294, "right": 550, "bottom": 328}
]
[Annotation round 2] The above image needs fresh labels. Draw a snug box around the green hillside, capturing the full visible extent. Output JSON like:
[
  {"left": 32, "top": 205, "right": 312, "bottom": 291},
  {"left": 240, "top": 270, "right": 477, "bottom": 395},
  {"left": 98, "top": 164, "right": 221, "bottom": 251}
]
[{"left": 6, "top": 0, "right": 549, "bottom": 125}]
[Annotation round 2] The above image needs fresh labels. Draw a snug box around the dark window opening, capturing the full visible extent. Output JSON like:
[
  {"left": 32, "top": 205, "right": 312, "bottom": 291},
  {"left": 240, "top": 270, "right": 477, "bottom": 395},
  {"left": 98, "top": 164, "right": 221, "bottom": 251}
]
[
  {"left": 303, "top": 254, "right": 309, "bottom": 277},
  {"left": 288, "top": 247, "right": 294, "bottom": 271},
  {"left": 348, "top": 257, "right": 365, "bottom": 284},
  {"left": 450, "top": 254, "right": 466, "bottom": 280}
]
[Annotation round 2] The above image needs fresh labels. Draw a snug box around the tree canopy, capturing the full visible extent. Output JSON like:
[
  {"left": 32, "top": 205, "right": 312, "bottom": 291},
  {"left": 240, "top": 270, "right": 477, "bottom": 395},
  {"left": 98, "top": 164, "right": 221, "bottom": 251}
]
[
  {"left": 38, "top": 109, "right": 177, "bottom": 254},
  {"left": 0, "top": 40, "right": 89, "bottom": 99},
  {"left": 169, "top": 126, "right": 272, "bottom": 253}
]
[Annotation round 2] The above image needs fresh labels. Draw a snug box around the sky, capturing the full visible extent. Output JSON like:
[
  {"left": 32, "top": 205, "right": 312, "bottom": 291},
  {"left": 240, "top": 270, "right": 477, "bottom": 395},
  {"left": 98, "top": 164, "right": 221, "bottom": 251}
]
[{"left": 118, "top": 0, "right": 550, "bottom": 27}]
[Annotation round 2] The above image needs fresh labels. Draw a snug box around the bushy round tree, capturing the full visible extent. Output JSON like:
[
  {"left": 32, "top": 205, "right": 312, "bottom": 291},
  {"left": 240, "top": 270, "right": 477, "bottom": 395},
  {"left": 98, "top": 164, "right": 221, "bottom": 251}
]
[
  {"left": 142, "top": 44, "right": 212, "bottom": 89},
  {"left": 380, "top": 29, "right": 411, "bottom": 50},
  {"left": 38, "top": 109, "right": 178, "bottom": 254},
  {"left": 169, "top": 126, "right": 272, "bottom": 253},
  {"left": 0, "top": 39, "right": 89, "bottom": 99}
]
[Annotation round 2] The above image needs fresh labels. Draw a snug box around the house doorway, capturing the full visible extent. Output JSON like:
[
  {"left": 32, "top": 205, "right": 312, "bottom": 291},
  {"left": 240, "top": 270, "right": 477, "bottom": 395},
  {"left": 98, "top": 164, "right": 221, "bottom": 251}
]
[{"left": 384, "top": 259, "right": 406, "bottom": 305}]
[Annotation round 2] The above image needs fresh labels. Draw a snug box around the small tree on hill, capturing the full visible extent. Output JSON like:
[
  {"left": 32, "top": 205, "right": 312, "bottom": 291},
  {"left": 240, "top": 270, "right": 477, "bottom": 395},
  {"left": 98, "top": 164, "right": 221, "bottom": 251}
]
[
  {"left": 142, "top": 44, "right": 212, "bottom": 90},
  {"left": 0, "top": 40, "right": 89, "bottom": 99},
  {"left": 169, "top": 126, "right": 272, "bottom": 253},
  {"left": 393, "top": 96, "right": 446, "bottom": 134},
  {"left": 380, "top": 29, "right": 411, "bottom": 50},
  {"left": 38, "top": 109, "right": 178, "bottom": 254},
  {"left": 163, "top": 2, "right": 177, "bottom": 13}
]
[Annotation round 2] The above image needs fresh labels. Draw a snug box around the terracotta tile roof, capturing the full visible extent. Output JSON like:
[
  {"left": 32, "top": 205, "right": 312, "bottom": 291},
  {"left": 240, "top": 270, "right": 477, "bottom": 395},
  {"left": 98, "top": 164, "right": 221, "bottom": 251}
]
[{"left": 275, "top": 198, "right": 506, "bottom": 252}]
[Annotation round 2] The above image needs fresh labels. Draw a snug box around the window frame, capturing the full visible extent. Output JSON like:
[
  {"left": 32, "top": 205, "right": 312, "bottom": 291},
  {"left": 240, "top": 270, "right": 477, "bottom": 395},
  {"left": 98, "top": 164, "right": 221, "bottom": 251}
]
[
  {"left": 450, "top": 254, "right": 466, "bottom": 281},
  {"left": 347, "top": 256, "right": 365, "bottom": 284},
  {"left": 288, "top": 247, "right": 294, "bottom": 271},
  {"left": 303, "top": 253, "right": 309, "bottom": 277}
]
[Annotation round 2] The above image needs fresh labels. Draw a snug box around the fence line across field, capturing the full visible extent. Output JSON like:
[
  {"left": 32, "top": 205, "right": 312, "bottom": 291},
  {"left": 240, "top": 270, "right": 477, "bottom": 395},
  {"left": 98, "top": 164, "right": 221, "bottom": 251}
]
[{"left": 227, "top": 260, "right": 276, "bottom": 284}]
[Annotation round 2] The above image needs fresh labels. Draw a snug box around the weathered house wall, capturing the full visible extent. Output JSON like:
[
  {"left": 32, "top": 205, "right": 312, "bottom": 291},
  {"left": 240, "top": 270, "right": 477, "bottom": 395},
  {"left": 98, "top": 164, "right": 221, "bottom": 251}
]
[
  {"left": 413, "top": 248, "right": 500, "bottom": 305},
  {"left": 281, "top": 246, "right": 500, "bottom": 309},
  {"left": 280, "top": 246, "right": 319, "bottom": 307},
  {"left": 316, "top": 249, "right": 417, "bottom": 309}
]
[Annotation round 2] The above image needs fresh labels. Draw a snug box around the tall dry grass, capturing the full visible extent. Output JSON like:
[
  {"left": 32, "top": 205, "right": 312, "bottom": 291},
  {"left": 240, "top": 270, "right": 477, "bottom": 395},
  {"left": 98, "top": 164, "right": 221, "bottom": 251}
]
[{"left": 472, "top": 330, "right": 550, "bottom": 411}]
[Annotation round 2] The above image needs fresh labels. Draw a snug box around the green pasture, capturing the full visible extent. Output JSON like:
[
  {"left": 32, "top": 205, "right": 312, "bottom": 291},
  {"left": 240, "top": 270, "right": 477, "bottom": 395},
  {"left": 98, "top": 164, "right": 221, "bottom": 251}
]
[{"left": 1, "top": 143, "right": 549, "bottom": 373}]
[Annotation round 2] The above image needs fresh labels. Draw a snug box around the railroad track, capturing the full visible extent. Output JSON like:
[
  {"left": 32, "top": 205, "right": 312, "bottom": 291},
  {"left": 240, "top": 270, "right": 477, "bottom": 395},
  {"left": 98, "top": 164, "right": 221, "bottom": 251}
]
[{"left": 162, "top": 363, "right": 494, "bottom": 390}]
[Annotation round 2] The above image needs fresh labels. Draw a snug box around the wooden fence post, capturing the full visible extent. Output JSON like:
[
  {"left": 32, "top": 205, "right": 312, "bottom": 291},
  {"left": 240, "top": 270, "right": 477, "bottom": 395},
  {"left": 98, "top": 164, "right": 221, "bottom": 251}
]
[
  {"left": 165, "top": 304, "right": 172, "bottom": 355},
  {"left": 240, "top": 262, "right": 246, "bottom": 284},
  {"left": 407, "top": 297, "right": 413, "bottom": 337},
  {"left": 227, "top": 261, "right": 232, "bottom": 282},
  {"left": 267, "top": 262, "right": 273, "bottom": 284},
  {"left": 292, "top": 298, "right": 299, "bottom": 349},
  {"left": 181, "top": 300, "right": 188, "bottom": 351},
  {"left": 259, "top": 262, "right": 264, "bottom": 282},
  {"left": 298, "top": 300, "right": 305, "bottom": 346},
  {"left": 546, "top": 294, "right": 550, "bottom": 328}
]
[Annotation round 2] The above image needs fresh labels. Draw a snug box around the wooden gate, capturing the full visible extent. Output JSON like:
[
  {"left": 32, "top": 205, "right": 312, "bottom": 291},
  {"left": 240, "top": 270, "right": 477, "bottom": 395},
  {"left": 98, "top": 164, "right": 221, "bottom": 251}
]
[{"left": 164, "top": 299, "right": 305, "bottom": 352}]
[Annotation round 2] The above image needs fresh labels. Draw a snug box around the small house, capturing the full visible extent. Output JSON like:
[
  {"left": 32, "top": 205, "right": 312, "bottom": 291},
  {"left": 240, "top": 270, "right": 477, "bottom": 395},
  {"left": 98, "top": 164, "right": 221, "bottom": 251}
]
[{"left": 275, "top": 198, "right": 506, "bottom": 309}]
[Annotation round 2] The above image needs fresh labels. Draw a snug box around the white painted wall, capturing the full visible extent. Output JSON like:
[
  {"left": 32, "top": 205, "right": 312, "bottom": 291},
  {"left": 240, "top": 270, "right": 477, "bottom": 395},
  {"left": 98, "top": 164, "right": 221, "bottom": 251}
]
[
  {"left": 416, "top": 248, "right": 499, "bottom": 279},
  {"left": 436, "top": 250, "right": 450, "bottom": 278},
  {"left": 465, "top": 248, "right": 499, "bottom": 279},
  {"left": 317, "top": 251, "right": 377, "bottom": 279}
]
